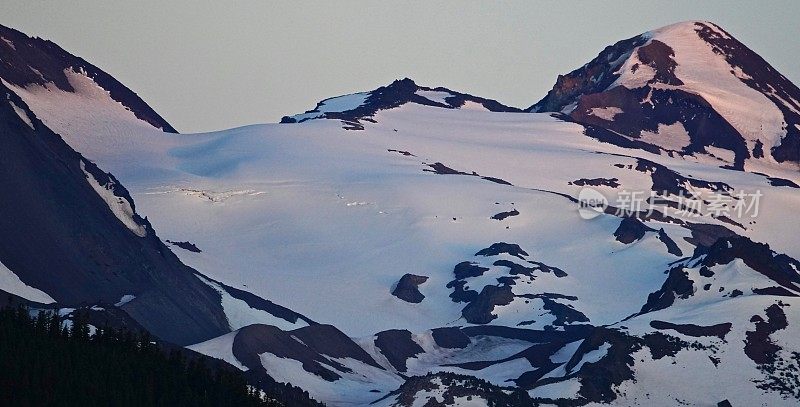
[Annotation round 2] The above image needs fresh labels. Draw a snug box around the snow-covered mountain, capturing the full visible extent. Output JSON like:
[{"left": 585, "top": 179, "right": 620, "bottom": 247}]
[
  {"left": 0, "top": 24, "right": 175, "bottom": 133},
  {"left": 281, "top": 78, "right": 522, "bottom": 128},
  {"left": 530, "top": 21, "right": 800, "bottom": 172},
  {"left": 1, "top": 20, "right": 800, "bottom": 406}
]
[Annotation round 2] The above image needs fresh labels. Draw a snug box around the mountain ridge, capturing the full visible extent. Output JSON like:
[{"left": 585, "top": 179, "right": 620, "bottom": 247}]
[
  {"left": 530, "top": 20, "right": 800, "bottom": 170},
  {"left": 0, "top": 23, "right": 177, "bottom": 133},
  {"left": 1, "top": 19, "right": 799, "bottom": 406}
]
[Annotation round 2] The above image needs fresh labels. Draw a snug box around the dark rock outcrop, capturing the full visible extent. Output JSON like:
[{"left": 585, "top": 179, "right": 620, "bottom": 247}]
[
  {"left": 391, "top": 274, "right": 429, "bottom": 303},
  {"left": 683, "top": 222, "right": 736, "bottom": 247},
  {"left": 166, "top": 240, "right": 202, "bottom": 253},
  {"left": 639, "top": 235, "right": 800, "bottom": 319},
  {"left": 526, "top": 327, "right": 643, "bottom": 404},
  {"left": 291, "top": 324, "right": 382, "bottom": 369},
  {"left": 649, "top": 320, "right": 732, "bottom": 339},
  {"left": 570, "top": 177, "right": 620, "bottom": 188},
  {"left": 447, "top": 246, "right": 573, "bottom": 328},
  {"left": 446, "top": 262, "right": 488, "bottom": 303},
  {"left": 744, "top": 304, "right": 788, "bottom": 364},
  {"left": 519, "top": 293, "right": 589, "bottom": 326},
  {"left": 613, "top": 217, "right": 654, "bottom": 244},
  {"left": 657, "top": 229, "right": 683, "bottom": 256},
  {"left": 767, "top": 177, "right": 799, "bottom": 188},
  {"left": 639, "top": 267, "right": 695, "bottom": 314},
  {"left": 529, "top": 34, "right": 649, "bottom": 113},
  {"left": 461, "top": 285, "right": 515, "bottom": 324},
  {"left": 451, "top": 261, "right": 489, "bottom": 280},
  {"left": 431, "top": 327, "right": 471, "bottom": 349},
  {"left": 490, "top": 209, "right": 519, "bottom": 220},
  {"left": 752, "top": 287, "right": 798, "bottom": 297},
  {"left": 233, "top": 325, "right": 342, "bottom": 381},
  {"left": 632, "top": 158, "right": 731, "bottom": 196},
  {"left": 205, "top": 274, "right": 316, "bottom": 326},
  {"left": 475, "top": 243, "right": 529, "bottom": 259},
  {"left": 423, "top": 162, "right": 513, "bottom": 186},
  {"left": 374, "top": 329, "right": 424, "bottom": 373}
]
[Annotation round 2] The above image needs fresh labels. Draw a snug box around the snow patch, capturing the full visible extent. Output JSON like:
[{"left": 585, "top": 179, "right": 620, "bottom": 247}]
[
  {"left": 588, "top": 106, "right": 623, "bottom": 121},
  {"left": 613, "top": 44, "right": 657, "bottom": 89},
  {"left": 458, "top": 100, "right": 489, "bottom": 111},
  {"left": 80, "top": 160, "right": 147, "bottom": 237},
  {"left": 114, "top": 294, "right": 136, "bottom": 306},
  {"left": 570, "top": 342, "right": 611, "bottom": 373},
  {"left": 549, "top": 340, "right": 584, "bottom": 364},
  {"left": 0, "top": 259, "right": 56, "bottom": 304},
  {"left": 731, "top": 65, "right": 753, "bottom": 81},
  {"left": 704, "top": 22, "right": 732, "bottom": 40},
  {"left": 415, "top": 90, "right": 453, "bottom": 105},
  {"left": 1, "top": 37, "right": 15, "bottom": 50},
  {"left": 196, "top": 274, "right": 308, "bottom": 331},
  {"left": 290, "top": 92, "right": 370, "bottom": 122},
  {"left": 560, "top": 101, "right": 578, "bottom": 114},
  {"left": 188, "top": 330, "right": 249, "bottom": 371},
  {"left": 705, "top": 146, "right": 736, "bottom": 163},
  {"left": 529, "top": 377, "right": 582, "bottom": 399},
  {"left": 637, "top": 122, "right": 691, "bottom": 150},
  {"left": 258, "top": 353, "right": 402, "bottom": 406},
  {"left": 7, "top": 96, "right": 34, "bottom": 129}
]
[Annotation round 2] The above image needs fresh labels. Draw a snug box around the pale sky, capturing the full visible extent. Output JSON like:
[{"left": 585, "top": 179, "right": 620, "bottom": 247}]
[{"left": 5, "top": 1, "right": 799, "bottom": 133}]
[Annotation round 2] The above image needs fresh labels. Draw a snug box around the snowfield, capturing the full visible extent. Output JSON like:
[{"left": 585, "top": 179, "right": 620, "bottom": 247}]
[
  {"left": 14, "top": 80, "right": 799, "bottom": 404},
  {"left": 2, "top": 19, "right": 800, "bottom": 407},
  {"left": 35, "top": 95, "right": 794, "bottom": 335}
]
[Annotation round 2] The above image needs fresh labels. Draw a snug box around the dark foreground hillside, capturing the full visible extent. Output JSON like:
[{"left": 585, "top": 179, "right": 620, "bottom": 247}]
[{"left": 0, "top": 306, "right": 314, "bottom": 407}]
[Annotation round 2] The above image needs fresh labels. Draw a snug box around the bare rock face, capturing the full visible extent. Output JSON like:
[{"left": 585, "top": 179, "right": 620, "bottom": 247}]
[
  {"left": 391, "top": 274, "right": 429, "bottom": 303},
  {"left": 529, "top": 34, "right": 649, "bottom": 114},
  {"left": 613, "top": 216, "right": 654, "bottom": 244},
  {"left": 0, "top": 83, "right": 226, "bottom": 345}
]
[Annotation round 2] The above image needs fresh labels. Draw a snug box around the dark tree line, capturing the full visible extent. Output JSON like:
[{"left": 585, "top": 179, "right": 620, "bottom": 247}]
[{"left": 0, "top": 306, "right": 311, "bottom": 406}]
